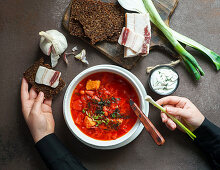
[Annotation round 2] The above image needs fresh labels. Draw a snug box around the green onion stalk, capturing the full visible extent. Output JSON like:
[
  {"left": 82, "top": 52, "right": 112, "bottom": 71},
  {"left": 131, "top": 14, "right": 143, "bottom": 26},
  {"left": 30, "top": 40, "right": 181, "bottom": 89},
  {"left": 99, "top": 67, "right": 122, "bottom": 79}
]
[
  {"left": 142, "top": 0, "right": 220, "bottom": 80},
  {"left": 168, "top": 28, "right": 220, "bottom": 70},
  {"left": 145, "top": 95, "right": 196, "bottom": 140}
]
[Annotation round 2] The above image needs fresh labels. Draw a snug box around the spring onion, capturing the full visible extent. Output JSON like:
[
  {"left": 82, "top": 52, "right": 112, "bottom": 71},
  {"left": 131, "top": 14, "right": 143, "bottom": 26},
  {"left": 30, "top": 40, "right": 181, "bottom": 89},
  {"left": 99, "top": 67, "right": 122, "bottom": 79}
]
[
  {"left": 145, "top": 95, "right": 196, "bottom": 140},
  {"left": 168, "top": 28, "right": 220, "bottom": 70},
  {"left": 117, "top": 0, "right": 220, "bottom": 80},
  {"left": 142, "top": 0, "right": 205, "bottom": 80}
]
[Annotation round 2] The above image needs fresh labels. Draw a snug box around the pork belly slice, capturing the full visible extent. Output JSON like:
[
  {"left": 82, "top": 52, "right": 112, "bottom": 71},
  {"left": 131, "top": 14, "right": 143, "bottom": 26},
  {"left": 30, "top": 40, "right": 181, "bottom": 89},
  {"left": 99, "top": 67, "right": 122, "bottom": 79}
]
[
  {"left": 124, "top": 13, "right": 151, "bottom": 58},
  {"left": 118, "top": 27, "right": 145, "bottom": 53},
  {"left": 35, "top": 66, "right": 61, "bottom": 88}
]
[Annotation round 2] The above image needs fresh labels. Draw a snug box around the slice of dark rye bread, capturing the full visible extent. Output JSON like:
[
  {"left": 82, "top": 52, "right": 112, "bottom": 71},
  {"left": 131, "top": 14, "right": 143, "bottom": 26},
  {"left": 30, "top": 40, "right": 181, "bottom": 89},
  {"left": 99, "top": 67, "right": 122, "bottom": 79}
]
[
  {"left": 23, "top": 58, "right": 66, "bottom": 99},
  {"left": 69, "top": 0, "right": 125, "bottom": 44}
]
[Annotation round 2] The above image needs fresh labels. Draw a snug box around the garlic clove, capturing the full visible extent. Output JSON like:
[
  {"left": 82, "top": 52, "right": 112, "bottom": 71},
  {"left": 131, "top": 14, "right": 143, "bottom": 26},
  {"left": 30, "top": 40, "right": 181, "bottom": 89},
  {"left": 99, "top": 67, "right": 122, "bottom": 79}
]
[
  {"left": 81, "top": 59, "right": 89, "bottom": 65},
  {"left": 63, "top": 53, "right": 69, "bottom": 65},
  {"left": 72, "top": 46, "right": 78, "bottom": 52},
  {"left": 51, "top": 53, "right": 60, "bottom": 68},
  {"left": 74, "top": 49, "right": 89, "bottom": 65}
]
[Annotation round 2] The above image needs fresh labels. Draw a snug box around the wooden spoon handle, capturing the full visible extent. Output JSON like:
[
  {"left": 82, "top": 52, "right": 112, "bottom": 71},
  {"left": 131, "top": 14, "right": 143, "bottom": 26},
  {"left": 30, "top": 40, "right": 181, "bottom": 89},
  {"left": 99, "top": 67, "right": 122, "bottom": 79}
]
[
  {"left": 141, "top": 113, "right": 165, "bottom": 146},
  {"left": 131, "top": 102, "right": 165, "bottom": 146}
]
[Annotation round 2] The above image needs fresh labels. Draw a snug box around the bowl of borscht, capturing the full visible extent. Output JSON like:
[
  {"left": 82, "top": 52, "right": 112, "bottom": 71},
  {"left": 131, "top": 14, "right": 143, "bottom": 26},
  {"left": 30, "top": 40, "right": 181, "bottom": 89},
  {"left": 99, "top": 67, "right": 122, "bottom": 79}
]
[{"left": 63, "top": 65, "right": 149, "bottom": 149}]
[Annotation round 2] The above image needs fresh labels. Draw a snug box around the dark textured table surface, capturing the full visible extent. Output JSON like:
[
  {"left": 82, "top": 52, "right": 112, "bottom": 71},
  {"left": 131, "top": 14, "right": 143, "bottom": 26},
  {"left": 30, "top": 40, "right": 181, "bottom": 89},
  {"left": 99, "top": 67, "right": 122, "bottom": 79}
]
[{"left": 0, "top": 0, "right": 219, "bottom": 169}]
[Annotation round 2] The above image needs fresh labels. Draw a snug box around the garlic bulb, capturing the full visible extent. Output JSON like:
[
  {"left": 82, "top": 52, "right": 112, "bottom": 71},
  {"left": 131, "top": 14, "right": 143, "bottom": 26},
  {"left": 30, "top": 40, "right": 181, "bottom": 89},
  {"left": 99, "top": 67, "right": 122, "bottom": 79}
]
[{"left": 39, "top": 30, "right": 68, "bottom": 67}]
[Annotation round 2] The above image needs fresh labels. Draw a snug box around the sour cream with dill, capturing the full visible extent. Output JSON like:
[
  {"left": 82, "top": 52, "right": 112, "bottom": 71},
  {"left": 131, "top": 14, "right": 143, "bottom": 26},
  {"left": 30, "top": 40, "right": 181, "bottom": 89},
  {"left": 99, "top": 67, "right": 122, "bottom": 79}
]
[{"left": 150, "top": 67, "right": 179, "bottom": 95}]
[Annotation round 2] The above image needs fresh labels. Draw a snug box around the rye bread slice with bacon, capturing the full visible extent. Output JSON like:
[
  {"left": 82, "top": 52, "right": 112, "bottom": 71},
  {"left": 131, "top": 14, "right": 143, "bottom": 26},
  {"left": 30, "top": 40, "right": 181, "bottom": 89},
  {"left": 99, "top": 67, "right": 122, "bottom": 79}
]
[
  {"left": 23, "top": 58, "right": 65, "bottom": 99},
  {"left": 69, "top": 0, "right": 125, "bottom": 44}
]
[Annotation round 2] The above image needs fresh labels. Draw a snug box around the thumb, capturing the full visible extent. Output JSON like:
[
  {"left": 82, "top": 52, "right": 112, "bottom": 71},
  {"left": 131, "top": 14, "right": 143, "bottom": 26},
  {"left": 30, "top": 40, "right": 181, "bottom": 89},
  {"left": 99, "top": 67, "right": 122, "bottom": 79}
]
[
  {"left": 32, "top": 92, "right": 44, "bottom": 114},
  {"left": 166, "top": 107, "right": 187, "bottom": 118}
]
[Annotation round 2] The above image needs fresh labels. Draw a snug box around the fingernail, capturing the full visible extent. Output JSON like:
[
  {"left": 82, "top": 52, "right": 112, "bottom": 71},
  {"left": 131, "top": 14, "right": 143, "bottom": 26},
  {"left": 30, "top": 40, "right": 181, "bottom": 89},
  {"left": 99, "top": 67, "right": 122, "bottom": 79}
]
[
  {"left": 39, "top": 91, "right": 43, "bottom": 97},
  {"left": 171, "top": 123, "right": 175, "bottom": 129}
]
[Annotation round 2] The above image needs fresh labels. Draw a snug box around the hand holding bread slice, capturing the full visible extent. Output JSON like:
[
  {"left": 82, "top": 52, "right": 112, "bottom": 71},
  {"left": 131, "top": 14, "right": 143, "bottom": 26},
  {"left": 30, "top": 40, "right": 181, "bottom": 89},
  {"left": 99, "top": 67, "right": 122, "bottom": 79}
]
[{"left": 23, "top": 58, "right": 65, "bottom": 99}]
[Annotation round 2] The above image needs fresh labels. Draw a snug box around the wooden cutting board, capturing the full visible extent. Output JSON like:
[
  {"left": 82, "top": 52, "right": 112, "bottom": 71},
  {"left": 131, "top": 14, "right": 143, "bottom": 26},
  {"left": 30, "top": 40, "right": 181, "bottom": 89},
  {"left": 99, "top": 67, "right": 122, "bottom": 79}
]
[{"left": 63, "top": 0, "right": 179, "bottom": 69}]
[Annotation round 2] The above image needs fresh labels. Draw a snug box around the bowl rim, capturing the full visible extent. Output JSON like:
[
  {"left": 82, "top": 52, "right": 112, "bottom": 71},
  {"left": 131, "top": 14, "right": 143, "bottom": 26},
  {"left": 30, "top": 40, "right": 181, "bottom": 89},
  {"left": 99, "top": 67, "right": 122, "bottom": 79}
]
[
  {"left": 148, "top": 65, "right": 180, "bottom": 96},
  {"left": 63, "top": 64, "right": 149, "bottom": 148}
]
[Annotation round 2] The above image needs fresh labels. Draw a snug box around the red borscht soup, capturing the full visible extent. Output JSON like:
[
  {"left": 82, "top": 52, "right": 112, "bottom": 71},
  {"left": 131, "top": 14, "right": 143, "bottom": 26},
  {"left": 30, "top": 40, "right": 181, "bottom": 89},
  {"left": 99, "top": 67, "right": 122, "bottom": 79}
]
[{"left": 70, "top": 72, "right": 139, "bottom": 141}]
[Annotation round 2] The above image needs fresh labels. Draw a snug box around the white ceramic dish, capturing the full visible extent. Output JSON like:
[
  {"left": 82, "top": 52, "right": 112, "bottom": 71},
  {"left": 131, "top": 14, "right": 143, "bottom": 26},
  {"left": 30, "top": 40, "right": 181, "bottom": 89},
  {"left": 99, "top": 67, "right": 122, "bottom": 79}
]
[{"left": 63, "top": 65, "right": 149, "bottom": 149}]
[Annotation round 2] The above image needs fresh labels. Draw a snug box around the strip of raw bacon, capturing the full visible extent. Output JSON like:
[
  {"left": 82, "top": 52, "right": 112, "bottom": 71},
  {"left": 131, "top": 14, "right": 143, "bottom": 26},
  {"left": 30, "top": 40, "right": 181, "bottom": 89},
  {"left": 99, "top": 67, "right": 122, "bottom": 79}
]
[
  {"left": 141, "top": 25, "right": 151, "bottom": 56},
  {"left": 35, "top": 66, "right": 61, "bottom": 88},
  {"left": 121, "top": 27, "right": 129, "bottom": 46},
  {"left": 50, "top": 71, "right": 60, "bottom": 87},
  {"left": 118, "top": 27, "right": 145, "bottom": 53},
  {"left": 124, "top": 13, "right": 151, "bottom": 58}
]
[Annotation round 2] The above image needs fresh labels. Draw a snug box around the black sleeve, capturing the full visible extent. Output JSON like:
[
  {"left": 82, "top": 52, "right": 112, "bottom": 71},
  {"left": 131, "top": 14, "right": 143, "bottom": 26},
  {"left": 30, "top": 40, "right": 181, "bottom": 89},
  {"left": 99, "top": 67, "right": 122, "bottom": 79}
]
[
  {"left": 35, "top": 133, "right": 87, "bottom": 170},
  {"left": 194, "top": 118, "right": 220, "bottom": 169}
]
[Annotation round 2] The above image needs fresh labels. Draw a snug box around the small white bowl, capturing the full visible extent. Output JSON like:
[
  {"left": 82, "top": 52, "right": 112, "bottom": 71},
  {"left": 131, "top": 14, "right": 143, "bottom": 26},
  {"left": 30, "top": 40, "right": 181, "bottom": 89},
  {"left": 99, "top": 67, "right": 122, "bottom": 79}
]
[{"left": 63, "top": 65, "right": 149, "bottom": 149}]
